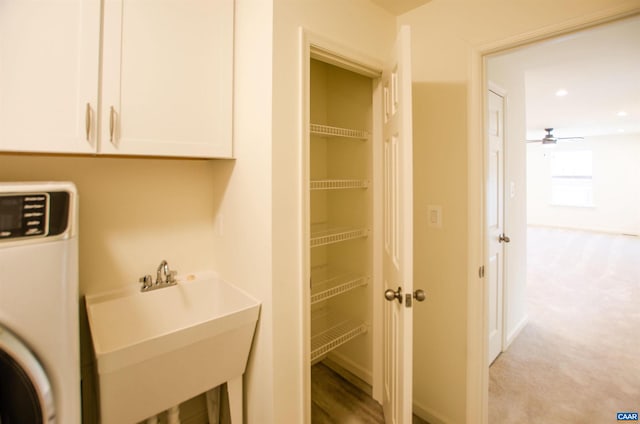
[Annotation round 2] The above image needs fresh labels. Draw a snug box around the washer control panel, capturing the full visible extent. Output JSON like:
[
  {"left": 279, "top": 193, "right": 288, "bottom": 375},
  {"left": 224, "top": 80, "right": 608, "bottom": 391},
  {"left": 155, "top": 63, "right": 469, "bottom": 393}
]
[{"left": 0, "top": 191, "right": 70, "bottom": 241}]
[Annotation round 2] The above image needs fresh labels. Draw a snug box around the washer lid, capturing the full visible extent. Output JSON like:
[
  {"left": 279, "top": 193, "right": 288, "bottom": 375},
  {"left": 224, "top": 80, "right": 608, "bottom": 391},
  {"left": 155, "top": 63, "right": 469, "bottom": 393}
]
[{"left": 0, "top": 324, "right": 55, "bottom": 424}]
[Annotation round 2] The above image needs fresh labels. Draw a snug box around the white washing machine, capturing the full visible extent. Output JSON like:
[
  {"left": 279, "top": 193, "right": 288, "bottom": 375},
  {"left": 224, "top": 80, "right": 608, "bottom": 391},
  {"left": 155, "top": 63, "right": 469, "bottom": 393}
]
[{"left": 0, "top": 182, "right": 80, "bottom": 423}]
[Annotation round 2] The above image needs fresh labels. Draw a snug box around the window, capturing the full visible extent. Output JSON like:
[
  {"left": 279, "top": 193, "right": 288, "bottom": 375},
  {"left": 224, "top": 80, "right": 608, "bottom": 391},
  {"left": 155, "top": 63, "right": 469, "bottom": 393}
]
[{"left": 550, "top": 150, "right": 594, "bottom": 207}]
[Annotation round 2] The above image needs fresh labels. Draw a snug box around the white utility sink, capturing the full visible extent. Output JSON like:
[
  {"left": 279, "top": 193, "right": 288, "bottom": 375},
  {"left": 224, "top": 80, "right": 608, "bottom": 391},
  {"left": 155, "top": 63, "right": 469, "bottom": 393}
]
[{"left": 85, "top": 271, "right": 260, "bottom": 424}]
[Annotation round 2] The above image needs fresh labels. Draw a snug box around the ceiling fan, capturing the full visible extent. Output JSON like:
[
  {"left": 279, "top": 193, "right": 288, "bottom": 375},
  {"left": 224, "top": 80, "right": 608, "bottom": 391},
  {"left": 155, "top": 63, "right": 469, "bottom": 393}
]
[{"left": 526, "top": 128, "right": 584, "bottom": 145}]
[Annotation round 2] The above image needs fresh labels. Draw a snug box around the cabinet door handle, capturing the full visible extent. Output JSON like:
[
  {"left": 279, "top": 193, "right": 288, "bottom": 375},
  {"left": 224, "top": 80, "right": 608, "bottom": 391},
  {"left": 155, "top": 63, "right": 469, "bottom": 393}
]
[
  {"left": 85, "top": 103, "right": 91, "bottom": 142},
  {"left": 109, "top": 106, "right": 116, "bottom": 144}
]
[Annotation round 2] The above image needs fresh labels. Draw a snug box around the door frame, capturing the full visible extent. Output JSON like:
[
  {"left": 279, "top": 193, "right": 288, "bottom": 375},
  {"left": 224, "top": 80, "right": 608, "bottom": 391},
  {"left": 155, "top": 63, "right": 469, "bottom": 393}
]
[
  {"left": 298, "top": 27, "right": 385, "bottom": 424},
  {"left": 467, "top": 5, "right": 640, "bottom": 423}
]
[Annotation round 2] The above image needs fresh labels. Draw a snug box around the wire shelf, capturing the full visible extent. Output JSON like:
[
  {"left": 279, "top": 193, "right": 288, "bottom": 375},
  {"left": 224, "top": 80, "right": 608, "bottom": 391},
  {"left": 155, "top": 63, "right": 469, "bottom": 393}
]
[
  {"left": 310, "top": 226, "right": 369, "bottom": 248},
  {"left": 310, "top": 123, "right": 369, "bottom": 140},
  {"left": 311, "top": 270, "right": 368, "bottom": 304},
  {"left": 311, "top": 318, "right": 368, "bottom": 362},
  {"left": 310, "top": 179, "right": 369, "bottom": 190}
]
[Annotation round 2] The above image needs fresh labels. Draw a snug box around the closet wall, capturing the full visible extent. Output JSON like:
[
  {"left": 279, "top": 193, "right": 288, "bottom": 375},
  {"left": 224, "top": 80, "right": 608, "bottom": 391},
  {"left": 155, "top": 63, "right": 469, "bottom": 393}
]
[{"left": 309, "top": 59, "right": 374, "bottom": 383}]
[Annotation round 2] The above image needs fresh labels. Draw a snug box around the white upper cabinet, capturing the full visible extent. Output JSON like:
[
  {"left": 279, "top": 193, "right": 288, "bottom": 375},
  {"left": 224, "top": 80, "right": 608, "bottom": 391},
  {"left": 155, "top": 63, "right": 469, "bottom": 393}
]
[
  {"left": 0, "top": 0, "right": 100, "bottom": 153},
  {"left": 0, "top": 0, "right": 233, "bottom": 158},
  {"left": 100, "top": 0, "right": 233, "bottom": 158}
]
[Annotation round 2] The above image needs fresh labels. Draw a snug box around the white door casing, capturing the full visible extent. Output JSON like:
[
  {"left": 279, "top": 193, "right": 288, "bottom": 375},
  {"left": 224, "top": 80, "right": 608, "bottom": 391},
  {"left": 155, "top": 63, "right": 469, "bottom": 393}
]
[
  {"left": 487, "top": 88, "right": 505, "bottom": 365},
  {"left": 382, "top": 25, "right": 414, "bottom": 424}
]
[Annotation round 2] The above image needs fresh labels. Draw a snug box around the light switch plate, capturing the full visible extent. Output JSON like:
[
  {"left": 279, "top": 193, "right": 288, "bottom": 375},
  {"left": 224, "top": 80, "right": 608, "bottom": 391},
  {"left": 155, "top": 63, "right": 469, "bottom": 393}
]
[{"left": 427, "top": 205, "right": 442, "bottom": 228}]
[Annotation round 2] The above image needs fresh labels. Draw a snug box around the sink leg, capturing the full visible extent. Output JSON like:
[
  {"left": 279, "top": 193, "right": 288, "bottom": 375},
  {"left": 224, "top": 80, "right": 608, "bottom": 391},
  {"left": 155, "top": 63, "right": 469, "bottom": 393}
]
[
  {"left": 206, "top": 386, "right": 221, "bottom": 424},
  {"left": 227, "top": 376, "right": 243, "bottom": 424}
]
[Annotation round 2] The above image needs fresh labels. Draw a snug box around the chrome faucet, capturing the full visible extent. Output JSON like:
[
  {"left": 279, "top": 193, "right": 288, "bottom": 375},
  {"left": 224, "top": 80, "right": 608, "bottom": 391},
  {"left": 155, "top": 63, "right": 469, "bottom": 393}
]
[
  {"left": 139, "top": 260, "right": 178, "bottom": 292},
  {"left": 157, "top": 259, "right": 170, "bottom": 284}
]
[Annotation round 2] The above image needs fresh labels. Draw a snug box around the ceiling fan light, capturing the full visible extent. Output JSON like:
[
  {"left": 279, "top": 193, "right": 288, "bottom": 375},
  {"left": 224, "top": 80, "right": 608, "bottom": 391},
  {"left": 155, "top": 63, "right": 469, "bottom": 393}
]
[{"left": 555, "top": 89, "right": 568, "bottom": 97}]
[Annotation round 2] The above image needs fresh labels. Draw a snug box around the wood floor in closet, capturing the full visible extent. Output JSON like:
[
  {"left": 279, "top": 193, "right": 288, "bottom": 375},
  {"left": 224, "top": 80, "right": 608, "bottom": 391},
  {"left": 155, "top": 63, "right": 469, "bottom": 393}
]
[
  {"left": 311, "top": 363, "right": 384, "bottom": 423},
  {"left": 311, "top": 363, "right": 429, "bottom": 424}
]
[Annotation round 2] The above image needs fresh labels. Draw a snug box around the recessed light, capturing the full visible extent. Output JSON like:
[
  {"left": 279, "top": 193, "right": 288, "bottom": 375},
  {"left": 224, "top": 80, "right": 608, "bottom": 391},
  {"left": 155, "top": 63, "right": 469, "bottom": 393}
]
[
  {"left": 555, "top": 89, "right": 568, "bottom": 97},
  {"left": 618, "top": 128, "right": 625, "bottom": 133},
  {"left": 617, "top": 111, "right": 628, "bottom": 117}
]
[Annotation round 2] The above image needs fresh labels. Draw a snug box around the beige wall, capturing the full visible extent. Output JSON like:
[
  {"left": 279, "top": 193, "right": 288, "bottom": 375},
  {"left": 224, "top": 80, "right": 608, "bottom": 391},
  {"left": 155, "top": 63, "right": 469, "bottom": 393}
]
[
  {"left": 527, "top": 134, "right": 640, "bottom": 235},
  {"left": 0, "top": 155, "right": 219, "bottom": 295},
  {"left": 411, "top": 82, "right": 468, "bottom": 423},
  {"left": 400, "top": 0, "right": 639, "bottom": 422},
  {"left": 209, "top": 0, "right": 275, "bottom": 422}
]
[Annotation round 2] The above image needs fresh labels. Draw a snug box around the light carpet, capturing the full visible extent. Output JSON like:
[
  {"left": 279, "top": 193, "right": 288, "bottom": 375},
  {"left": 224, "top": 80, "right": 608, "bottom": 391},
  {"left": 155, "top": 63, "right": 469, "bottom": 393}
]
[{"left": 489, "top": 227, "right": 640, "bottom": 423}]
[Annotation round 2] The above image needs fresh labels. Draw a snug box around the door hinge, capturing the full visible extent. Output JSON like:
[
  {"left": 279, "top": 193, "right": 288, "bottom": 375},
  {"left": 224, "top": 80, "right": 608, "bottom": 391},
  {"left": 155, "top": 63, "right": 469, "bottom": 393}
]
[
  {"left": 479, "top": 266, "right": 485, "bottom": 278},
  {"left": 405, "top": 293, "right": 412, "bottom": 308}
]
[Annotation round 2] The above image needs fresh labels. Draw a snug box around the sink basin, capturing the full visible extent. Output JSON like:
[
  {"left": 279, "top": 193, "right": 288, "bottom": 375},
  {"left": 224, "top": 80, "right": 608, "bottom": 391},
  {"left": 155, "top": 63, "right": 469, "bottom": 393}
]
[{"left": 85, "top": 271, "right": 260, "bottom": 424}]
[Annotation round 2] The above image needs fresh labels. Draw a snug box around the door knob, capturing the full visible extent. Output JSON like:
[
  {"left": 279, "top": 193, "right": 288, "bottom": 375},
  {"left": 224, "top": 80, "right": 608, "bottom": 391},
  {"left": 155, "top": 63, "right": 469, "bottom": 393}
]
[
  {"left": 413, "top": 289, "right": 426, "bottom": 302},
  {"left": 384, "top": 287, "right": 402, "bottom": 304},
  {"left": 499, "top": 234, "right": 511, "bottom": 243}
]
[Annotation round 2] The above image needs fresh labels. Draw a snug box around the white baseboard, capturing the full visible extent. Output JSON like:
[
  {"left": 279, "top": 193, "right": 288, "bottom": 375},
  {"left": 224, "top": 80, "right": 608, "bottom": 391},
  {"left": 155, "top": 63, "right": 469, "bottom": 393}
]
[
  {"left": 505, "top": 314, "right": 528, "bottom": 349},
  {"left": 325, "top": 351, "right": 373, "bottom": 387},
  {"left": 413, "top": 399, "right": 452, "bottom": 424}
]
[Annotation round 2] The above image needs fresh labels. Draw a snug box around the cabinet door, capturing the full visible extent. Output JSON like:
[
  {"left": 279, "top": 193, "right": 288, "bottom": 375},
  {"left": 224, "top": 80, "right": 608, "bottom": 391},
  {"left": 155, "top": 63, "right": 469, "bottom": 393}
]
[
  {"left": 100, "top": 0, "right": 233, "bottom": 158},
  {"left": 0, "top": 0, "right": 100, "bottom": 153}
]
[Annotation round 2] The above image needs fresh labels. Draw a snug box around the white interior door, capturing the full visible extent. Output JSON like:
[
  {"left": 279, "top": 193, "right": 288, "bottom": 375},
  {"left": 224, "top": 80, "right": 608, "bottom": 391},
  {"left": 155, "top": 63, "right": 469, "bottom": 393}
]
[
  {"left": 488, "top": 88, "right": 506, "bottom": 365},
  {"left": 382, "top": 26, "right": 414, "bottom": 424}
]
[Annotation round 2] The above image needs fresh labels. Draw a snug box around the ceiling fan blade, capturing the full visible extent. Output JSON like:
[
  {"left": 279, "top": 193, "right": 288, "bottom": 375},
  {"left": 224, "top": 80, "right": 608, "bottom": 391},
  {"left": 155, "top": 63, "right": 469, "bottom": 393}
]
[
  {"left": 525, "top": 139, "right": 542, "bottom": 143},
  {"left": 557, "top": 136, "right": 584, "bottom": 141}
]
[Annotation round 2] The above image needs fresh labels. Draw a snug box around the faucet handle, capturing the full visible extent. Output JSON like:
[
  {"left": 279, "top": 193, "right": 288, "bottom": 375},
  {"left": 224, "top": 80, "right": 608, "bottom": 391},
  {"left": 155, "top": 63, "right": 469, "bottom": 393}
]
[
  {"left": 139, "top": 274, "right": 153, "bottom": 290},
  {"left": 167, "top": 270, "right": 178, "bottom": 284}
]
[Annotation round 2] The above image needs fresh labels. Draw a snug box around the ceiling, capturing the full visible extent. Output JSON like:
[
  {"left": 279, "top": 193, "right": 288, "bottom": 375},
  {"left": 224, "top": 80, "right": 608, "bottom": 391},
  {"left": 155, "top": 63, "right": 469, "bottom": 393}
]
[
  {"left": 368, "top": 0, "right": 431, "bottom": 15},
  {"left": 496, "top": 15, "right": 640, "bottom": 140}
]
